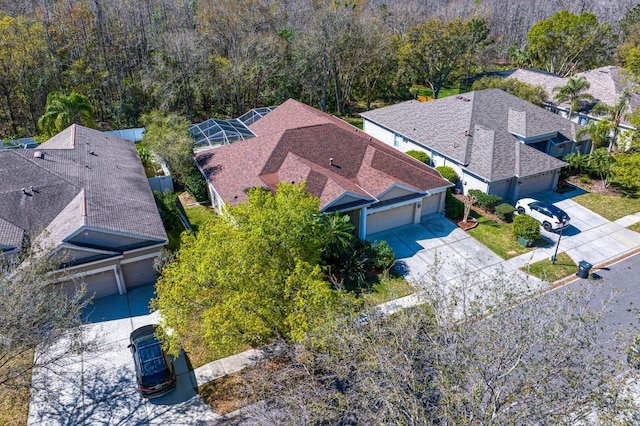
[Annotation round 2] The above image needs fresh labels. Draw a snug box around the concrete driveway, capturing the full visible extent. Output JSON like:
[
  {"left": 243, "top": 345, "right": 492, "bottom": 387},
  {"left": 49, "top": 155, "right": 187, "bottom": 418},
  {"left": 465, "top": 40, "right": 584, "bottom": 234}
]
[
  {"left": 368, "top": 214, "right": 531, "bottom": 288},
  {"left": 28, "top": 285, "right": 220, "bottom": 425},
  {"left": 507, "top": 190, "right": 640, "bottom": 269}
]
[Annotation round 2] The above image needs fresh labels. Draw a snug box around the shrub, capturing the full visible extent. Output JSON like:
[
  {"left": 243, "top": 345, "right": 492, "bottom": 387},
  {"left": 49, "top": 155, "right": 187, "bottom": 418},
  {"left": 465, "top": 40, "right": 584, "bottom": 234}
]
[
  {"left": 445, "top": 190, "right": 464, "bottom": 219},
  {"left": 513, "top": 214, "right": 540, "bottom": 242},
  {"left": 405, "top": 150, "right": 430, "bottom": 165},
  {"left": 467, "top": 189, "right": 502, "bottom": 211},
  {"left": 369, "top": 240, "right": 395, "bottom": 270},
  {"left": 186, "top": 167, "right": 209, "bottom": 202},
  {"left": 436, "top": 166, "right": 458, "bottom": 184},
  {"left": 495, "top": 203, "right": 515, "bottom": 222},
  {"left": 153, "top": 190, "right": 182, "bottom": 232}
]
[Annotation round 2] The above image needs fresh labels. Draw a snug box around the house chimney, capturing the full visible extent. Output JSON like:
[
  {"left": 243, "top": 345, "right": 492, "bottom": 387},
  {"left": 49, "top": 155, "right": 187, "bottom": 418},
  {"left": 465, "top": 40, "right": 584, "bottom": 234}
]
[{"left": 33, "top": 151, "right": 44, "bottom": 159}]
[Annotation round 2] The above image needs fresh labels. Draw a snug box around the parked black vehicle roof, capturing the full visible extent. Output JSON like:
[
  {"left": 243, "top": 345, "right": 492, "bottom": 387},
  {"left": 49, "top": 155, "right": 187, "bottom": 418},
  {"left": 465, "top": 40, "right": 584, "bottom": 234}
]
[{"left": 128, "top": 325, "right": 176, "bottom": 398}]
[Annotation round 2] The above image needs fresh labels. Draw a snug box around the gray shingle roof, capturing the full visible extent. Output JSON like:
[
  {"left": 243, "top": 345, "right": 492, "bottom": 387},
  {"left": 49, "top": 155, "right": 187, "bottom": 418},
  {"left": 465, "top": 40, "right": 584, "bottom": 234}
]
[
  {"left": 0, "top": 125, "right": 167, "bottom": 252},
  {"left": 360, "top": 89, "right": 569, "bottom": 181},
  {"left": 508, "top": 66, "right": 640, "bottom": 124}
]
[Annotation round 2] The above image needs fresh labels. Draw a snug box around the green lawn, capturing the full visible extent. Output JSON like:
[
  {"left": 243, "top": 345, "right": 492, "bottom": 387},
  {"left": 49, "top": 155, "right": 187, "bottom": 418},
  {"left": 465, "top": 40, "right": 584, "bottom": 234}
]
[
  {"left": 341, "top": 116, "right": 363, "bottom": 130},
  {"left": 520, "top": 252, "right": 577, "bottom": 283},
  {"left": 410, "top": 85, "right": 460, "bottom": 98},
  {"left": 467, "top": 214, "right": 540, "bottom": 259},
  {"left": 630, "top": 222, "right": 640, "bottom": 233},
  {"left": 574, "top": 192, "right": 640, "bottom": 221},
  {"left": 363, "top": 272, "right": 415, "bottom": 306},
  {"left": 184, "top": 205, "right": 217, "bottom": 233}
]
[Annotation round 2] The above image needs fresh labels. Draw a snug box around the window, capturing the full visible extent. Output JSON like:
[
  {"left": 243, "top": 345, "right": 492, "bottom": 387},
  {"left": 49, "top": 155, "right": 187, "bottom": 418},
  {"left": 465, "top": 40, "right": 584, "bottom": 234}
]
[{"left": 394, "top": 134, "right": 403, "bottom": 147}]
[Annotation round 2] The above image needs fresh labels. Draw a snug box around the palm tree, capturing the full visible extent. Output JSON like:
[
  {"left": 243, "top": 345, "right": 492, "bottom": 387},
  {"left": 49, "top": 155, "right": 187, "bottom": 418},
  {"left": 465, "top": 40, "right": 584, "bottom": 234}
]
[
  {"left": 577, "top": 90, "right": 631, "bottom": 153},
  {"left": 553, "top": 76, "right": 594, "bottom": 120},
  {"left": 38, "top": 92, "right": 95, "bottom": 137},
  {"left": 317, "top": 212, "right": 356, "bottom": 261}
]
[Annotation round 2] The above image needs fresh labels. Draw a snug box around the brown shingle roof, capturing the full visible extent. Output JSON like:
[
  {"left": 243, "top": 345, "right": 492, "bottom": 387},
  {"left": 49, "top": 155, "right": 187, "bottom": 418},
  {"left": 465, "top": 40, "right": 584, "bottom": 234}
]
[{"left": 197, "top": 100, "right": 451, "bottom": 210}]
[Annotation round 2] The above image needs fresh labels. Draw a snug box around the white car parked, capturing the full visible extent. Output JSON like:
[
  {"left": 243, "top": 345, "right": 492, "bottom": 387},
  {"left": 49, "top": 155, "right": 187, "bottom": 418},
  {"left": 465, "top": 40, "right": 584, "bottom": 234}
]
[{"left": 515, "top": 198, "right": 570, "bottom": 231}]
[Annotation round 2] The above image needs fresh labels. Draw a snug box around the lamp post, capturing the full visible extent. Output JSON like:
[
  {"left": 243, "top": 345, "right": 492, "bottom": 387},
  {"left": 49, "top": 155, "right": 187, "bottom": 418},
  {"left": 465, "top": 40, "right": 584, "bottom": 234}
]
[{"left": 551, "top": 225, "right": 564, "bottom": 264}]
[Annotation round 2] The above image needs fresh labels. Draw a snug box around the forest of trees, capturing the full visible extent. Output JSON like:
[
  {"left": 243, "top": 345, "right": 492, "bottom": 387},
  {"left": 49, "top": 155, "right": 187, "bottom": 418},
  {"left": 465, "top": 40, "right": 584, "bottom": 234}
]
[{"left": 0, "top": 0, "right": 638, "bottom": 140}]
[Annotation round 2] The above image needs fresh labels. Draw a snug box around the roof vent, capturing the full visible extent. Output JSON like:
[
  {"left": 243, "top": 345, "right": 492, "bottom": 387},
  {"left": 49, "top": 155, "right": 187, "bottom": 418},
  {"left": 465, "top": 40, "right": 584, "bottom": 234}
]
[
  {"left": 329, "top": 157, "right": 334, "bottom": 166},
  {"left": 21, "top": 188, "right": 27, "bottom": 195},
  {"left": 33, "top": 151, "right": 44, "bottom": 159},
  {"left": 90, "top": 150, "right": 97, "bottom": 156}
]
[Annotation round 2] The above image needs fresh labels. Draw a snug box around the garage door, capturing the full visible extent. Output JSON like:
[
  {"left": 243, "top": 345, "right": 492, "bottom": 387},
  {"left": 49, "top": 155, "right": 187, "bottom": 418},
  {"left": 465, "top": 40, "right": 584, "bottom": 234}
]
[
  {"left": 519, "top": 173, "right": 554, "bottom": 198},
  {"left": 122, "top": 259, "right": 159, "bottom": 289},
  {"left": 366, "top": 204, "right": 415, "bottom": 235},
  {"left": 80, "top": 269, "right": 119, "bottom": 299},
  {"left": 420, "top": 194, "right": 441, "bottom": 217}
]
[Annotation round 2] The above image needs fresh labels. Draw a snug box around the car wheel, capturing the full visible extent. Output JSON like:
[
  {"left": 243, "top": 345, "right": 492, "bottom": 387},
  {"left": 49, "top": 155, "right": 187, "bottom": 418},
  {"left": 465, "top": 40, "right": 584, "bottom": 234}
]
[
  {"left": 517, "top": 207, "right": 525, "bottom": 215},
  {"left": 543, "top": 222, "right": 552, "bottom": 231}
]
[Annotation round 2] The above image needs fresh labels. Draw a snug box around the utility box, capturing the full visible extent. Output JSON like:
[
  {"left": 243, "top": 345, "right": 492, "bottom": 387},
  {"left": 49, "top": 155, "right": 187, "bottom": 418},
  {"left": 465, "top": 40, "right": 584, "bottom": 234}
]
[{"left": 576, "top": 260, "right": 592, "bottom": 279}]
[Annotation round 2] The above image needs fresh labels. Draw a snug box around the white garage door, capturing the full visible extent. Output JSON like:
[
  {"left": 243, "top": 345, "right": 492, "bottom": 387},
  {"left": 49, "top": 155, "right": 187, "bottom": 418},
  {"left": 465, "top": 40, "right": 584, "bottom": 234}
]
[
  {"left": 420, "top": 194, "right": 441, "bottom": 217},
  {"left": 519, "top": 173, "right": 554, "bottom": 198},
  {"left": 366, "top": 204, "right": 415, "bottom": 235},
  {"left": 81, "top": 269, "right": 119, "bottom": 299},
  {"left": 122, "top": 259, "right": 159, "bottom": 289}
]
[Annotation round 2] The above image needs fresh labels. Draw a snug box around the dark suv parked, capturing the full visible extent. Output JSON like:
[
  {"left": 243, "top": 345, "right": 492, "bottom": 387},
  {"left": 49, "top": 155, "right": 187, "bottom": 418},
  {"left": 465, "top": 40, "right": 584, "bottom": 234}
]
[{"left": 128, "top": 325, "right": 176, "bottom": 398}]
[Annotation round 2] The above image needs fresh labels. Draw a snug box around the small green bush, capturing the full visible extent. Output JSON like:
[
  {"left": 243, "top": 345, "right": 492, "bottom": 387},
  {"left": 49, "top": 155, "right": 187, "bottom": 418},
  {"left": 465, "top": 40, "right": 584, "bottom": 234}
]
[
  {"left": 436, "top": 166, "right": 458, "bottom": 184},
  {"left": 495, "top": 203, "right": 515, "bottom": 222},
  {"left": 513, "top": 214, "right": 540, "bottom": 242},
  {"left": 445, "top": 190, "right": 464, "bottom": 219},
  {"left": 369, "top": 240, "right": 396, "bottom": 270},
  {"left": 467, "top": 189, "right": 502, "bottom": 211},
  {"left": 405, "top": 150, "right": 430, "bottom": 165},
  {"left": 186, "top": 168, "right": 209, "bottom": 202}
]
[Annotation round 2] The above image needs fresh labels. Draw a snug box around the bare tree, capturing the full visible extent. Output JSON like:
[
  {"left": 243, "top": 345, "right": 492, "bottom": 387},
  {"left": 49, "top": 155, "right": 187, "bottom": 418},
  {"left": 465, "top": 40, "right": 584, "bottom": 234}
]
[
  {"left": 0, "top": 241, "right": 90, "bottom": 392},
  {"left": 239, "top": 263, "right": 638, "bottom": 424}
]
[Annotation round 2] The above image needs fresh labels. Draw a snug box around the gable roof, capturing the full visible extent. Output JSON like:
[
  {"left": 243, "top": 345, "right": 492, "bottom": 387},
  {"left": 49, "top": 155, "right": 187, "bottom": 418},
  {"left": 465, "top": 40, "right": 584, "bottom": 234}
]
[
  {"left": 508, "top": 66, "right": 640, "bottom": 124},
  {"left": 196, "top": 99, "right": 451, "bottom": 210},
  {"left": 360, "top": 89, "right": 569, "bottom": 182},
  {"left": 0, "top": 125, "right": 167, "bottom": 253}
]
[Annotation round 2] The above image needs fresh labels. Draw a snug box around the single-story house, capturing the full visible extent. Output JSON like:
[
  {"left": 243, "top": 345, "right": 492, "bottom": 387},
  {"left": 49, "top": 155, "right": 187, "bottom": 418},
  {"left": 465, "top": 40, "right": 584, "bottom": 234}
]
[
  {"left": 195, "top": 99, "right": 452, "bottom": 238},
  {"left": 0, "top": 125, "right": 167, "bottom": 299},
  {"left": 360, "top": 89, "right": 587, "bottom": 201}
]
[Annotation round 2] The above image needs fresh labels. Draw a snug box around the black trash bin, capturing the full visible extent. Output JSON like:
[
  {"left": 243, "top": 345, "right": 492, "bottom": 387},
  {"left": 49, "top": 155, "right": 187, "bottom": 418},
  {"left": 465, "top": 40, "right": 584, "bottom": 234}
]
[{"left": 576, "top": 260, "right": 592, "bottom": 279}]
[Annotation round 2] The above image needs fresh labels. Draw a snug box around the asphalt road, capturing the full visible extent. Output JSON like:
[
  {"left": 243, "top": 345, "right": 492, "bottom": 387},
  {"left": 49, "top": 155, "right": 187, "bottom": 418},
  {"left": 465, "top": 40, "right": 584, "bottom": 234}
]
[{"left": 555, "top": 252, "right": 640, "bottom": 362}]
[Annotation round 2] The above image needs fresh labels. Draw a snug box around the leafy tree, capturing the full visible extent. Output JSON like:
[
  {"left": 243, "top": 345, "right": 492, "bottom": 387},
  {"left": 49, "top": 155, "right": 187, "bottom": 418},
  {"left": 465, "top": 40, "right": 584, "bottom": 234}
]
[
  {"left": 37, "top": 92, "right": 95, "bottom": 138},
  {"left": 405, "top": 149, "right": 430, "bottom": 165},
  {"left": 553, "top": 76, "right": 595, "bottom": 119},
  {"left": 241, "top": 265, "right": 634, "bottom": 424},
  {"left": 140, "top": 111, "right": 194, "bottom": 187},
  {"left": 613, "top": 152, "right": 640, "bottom": 190},
  {"left": 399, "top": 19, "right": 477, "bottom": 99},
  {"left": 0, "top": 12, "right": 52, "bottom": 136},
  {"left": 620, "top": 3, "right": 640, "bottom": 41},
  {"left": 587, "top": 148, "right": 617, "bottom": 188},
  {"left": 0, "top": 241, "right": 90, "bottom": 392},
  {"left": 472, "top": 76, "right": 547, "bottom": 106},
  {"left": 152, "top": 183, "right": 357, "bottom": 359},
  {"left": 435, "top": 166, "right": 458, "bottom": 184},
  {"left": 316, "top": 211, "right": 356, "bottom": 262},
  {"left": 578, "top": 91, "right": 631, "bottom": 153},
  {"left": 526, "top": 10, "right": 616, "bottom": 76}
]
